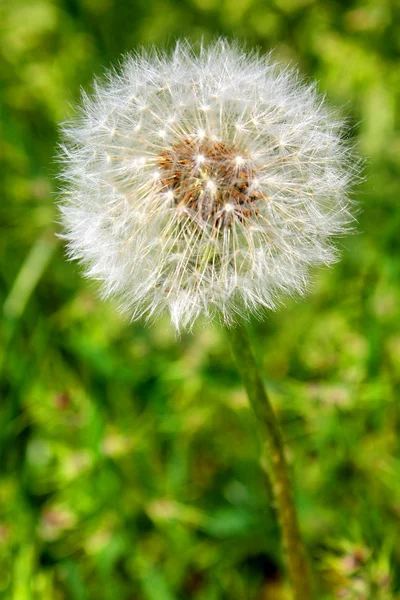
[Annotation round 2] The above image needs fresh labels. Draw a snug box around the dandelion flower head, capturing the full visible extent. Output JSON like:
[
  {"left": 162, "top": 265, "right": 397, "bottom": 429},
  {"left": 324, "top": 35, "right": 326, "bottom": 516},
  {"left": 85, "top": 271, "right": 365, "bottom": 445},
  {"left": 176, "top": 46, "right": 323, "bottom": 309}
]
[{"left": 59, "top": 40, "right": 357, "bottom": 331}]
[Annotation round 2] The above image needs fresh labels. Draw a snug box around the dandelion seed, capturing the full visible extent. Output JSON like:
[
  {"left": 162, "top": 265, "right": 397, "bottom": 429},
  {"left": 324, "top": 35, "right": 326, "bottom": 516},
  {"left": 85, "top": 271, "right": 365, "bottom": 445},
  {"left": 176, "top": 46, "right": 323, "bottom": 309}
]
[{"left": 58, "top": 39, "right": 358, "bottom": 332}]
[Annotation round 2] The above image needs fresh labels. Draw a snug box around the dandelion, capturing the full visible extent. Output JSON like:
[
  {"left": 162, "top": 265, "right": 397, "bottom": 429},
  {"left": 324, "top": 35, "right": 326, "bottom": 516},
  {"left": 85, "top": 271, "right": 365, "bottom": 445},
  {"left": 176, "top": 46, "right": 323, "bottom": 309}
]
[
  {"left": 58, "top": 40, "right": 359, "bottom": 600},
  {"left": 59, "top": 40, "right": 356, "bottom": 333}
]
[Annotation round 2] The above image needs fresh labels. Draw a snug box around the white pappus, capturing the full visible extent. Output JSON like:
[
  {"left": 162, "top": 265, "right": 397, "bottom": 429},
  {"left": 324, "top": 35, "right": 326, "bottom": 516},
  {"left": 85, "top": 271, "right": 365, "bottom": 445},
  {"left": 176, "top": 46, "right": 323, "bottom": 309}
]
[{"left": 58, "top": 39, "right": 358, "bottom": 332}]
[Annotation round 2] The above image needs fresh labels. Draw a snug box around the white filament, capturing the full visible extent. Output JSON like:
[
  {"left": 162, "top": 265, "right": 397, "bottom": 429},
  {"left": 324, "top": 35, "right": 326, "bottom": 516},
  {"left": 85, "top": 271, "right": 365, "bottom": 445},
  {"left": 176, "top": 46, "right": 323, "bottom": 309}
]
[{"left": 58, "top": 40, "right": 358, "bottom": 332}]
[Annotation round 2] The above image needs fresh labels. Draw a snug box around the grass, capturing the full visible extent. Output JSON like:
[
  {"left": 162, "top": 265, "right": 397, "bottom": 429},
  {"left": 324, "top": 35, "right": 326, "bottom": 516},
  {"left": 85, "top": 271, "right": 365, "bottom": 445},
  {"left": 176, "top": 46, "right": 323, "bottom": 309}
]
[{"left": 1, "top": 0, "right": 400, "bottom": 597}]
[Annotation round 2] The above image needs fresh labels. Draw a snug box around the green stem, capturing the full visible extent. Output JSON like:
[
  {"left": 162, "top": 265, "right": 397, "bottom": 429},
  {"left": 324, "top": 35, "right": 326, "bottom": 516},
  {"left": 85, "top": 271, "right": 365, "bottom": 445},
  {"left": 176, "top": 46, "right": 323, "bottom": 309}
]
[{"left": 227, "top": 322, "right": 313, "bottom": 600}]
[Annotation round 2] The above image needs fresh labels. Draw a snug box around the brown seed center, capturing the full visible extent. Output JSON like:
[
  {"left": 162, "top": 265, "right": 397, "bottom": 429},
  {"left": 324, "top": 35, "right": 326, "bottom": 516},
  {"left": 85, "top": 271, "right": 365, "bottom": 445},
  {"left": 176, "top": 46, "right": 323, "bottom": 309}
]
[{"left": 157, "top": 138, "right": 260, "bottom": 229}]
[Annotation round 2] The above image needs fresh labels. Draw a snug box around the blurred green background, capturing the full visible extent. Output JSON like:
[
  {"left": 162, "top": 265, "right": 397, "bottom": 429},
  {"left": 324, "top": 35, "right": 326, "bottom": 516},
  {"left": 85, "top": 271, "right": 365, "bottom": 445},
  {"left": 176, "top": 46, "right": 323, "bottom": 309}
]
[{"left": 1, "top": 0, "right": 400, "bottom": 598}]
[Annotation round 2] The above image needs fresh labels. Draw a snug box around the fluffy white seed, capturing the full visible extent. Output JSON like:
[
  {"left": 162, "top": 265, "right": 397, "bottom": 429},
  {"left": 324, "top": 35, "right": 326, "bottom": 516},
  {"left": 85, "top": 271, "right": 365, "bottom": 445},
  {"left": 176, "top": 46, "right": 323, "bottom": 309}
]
[{"left": 58, "top": 40, "right": 358, "bottom": 332}]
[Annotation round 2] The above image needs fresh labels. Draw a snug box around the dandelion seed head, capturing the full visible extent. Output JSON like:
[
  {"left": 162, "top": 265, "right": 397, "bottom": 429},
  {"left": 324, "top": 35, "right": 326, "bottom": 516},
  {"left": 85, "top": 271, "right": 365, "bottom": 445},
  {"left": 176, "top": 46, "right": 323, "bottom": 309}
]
[{"left": 58, "top": 39, "right": 359, "bottom": 332}]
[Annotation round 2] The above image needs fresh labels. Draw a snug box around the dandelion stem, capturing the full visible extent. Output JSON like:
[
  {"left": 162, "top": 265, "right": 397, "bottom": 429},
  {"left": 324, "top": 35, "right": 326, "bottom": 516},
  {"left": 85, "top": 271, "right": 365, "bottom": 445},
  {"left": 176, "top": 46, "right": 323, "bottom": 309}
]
[{"left": 227, "top": 322, "right": 313, "bottom": 600}]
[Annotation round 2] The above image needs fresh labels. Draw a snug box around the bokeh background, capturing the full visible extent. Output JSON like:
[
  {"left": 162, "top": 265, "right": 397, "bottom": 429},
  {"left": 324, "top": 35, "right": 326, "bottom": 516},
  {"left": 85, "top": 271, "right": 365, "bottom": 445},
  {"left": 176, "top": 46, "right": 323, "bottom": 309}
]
[{"left": 1, "top": 0, "right": 400, "bottom": 598}]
